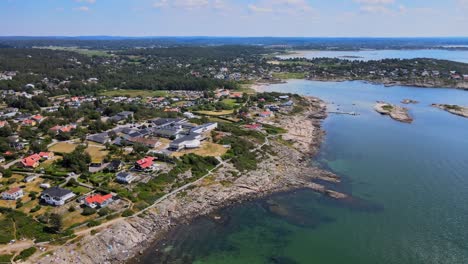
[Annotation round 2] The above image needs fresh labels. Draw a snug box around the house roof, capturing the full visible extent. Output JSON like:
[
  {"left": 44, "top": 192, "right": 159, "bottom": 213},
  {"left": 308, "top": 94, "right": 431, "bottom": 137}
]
[
  {"left": 85, "top": 194, "right": 113, "bottom": 205},
  {"left": 128, "top": 137, "right": 158, "bottom": 146},
  {"left": 21, "top": 154, "right": 41, "bottom": 167},
  {"left": 5, "top": 187, "right": 22, "bottom": 195},
  {"left": 42, "top": 187, "right": 73, "bottom": 198},
  {"left": 117, "top": 171, "right": 134, "bottom": 178},
  {"left": 31, "top": 115, "right": 43, "bottom": 120},
  {"left": 136, "top": 157, "right": 155, "bottom": 169},
  {"left": 171, "top": 133, "right": 201, "bottom": 145}
]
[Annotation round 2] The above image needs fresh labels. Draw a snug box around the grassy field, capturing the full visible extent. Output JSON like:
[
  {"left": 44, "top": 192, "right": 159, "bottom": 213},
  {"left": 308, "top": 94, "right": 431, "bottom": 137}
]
[
  {"left": 50, "top": 142, "right": 108, "bottom": 163},
  {"left": 221, "top": 99, "right": 238, "bottom": 107},
  {"left": 194, "top": 110, "right": 235, "bottom": 116},
  {"left": 85, "top": 145, "right": 109, "bottom": 164},
  {"left": 237, "top": 84, "right": 256, "bottom": 94},
  {"left": 100, "top": 89, "right": 168, "bottom": 98},
  {"left": 35, "top": 46, "right": 113, "bottom": 57},
  {"left": 172, "top": 142, "right": 227, "bottom": 158},
  {"left": 49, "top": 142, "right": 77, "bottom": 154},
  {"left": 272, "top": 72, "right": 307, "bottom": 79}
]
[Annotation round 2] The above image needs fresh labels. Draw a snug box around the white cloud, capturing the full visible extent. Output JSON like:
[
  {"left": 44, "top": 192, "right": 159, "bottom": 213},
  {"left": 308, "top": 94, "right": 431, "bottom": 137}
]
[
  {"left": 75, "top": 0, "right": 96, "bottom": 3},
  {"left": 74, "top": 6, "right": 90, "bottom": 12},
  {"left": 354, "top": 0, "right": 394, "bottom": 4},
  {"left": 247, "top": 0, "right": 313, "bottom": 14},
  {"left": 359, "top": 5, "right": 391, "bottom": 14},
  {"left": 248, "top": 4, "right": 273, "bottom": 13},
  {"left": 153, "top": 0, "right": 211, "bottom": 10},
  {"left": 153, "top": 0, "right": 169, "bottom": 8},
  {"left": 458, "top": 0, "right": 468, "bottom": 8}
]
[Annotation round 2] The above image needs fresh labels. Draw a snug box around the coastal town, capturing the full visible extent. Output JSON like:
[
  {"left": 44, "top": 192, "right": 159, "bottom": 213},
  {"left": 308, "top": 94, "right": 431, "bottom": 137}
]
[
  {"left": 0, "top": 63, "right": 343, "bottom": 262},
  {"left": 0, "top": 42, "right": 467, "bottom": 263}
]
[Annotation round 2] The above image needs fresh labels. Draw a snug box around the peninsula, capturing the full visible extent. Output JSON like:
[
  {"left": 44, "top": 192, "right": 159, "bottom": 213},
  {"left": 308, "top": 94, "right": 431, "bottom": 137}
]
[
  {"left": 24, "top": 93, "right": 344, "bottom": 264},
  {"left": 432, "top": 104, "right": 468, "bottom": 118}
]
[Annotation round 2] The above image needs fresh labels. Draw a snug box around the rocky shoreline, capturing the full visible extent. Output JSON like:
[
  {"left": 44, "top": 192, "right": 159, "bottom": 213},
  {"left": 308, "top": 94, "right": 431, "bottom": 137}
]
[
  {"left": 307, "top": 76, "right": 468, "bottom": 90},
  {"left": 432, "top": 104, "right": 468, "bottom": 118},
  {"left": 374, "top": 101, "right": 413, "bottom": 123},
  {"left": 31, "top": 96, "right": 344, "bottom": 264}
]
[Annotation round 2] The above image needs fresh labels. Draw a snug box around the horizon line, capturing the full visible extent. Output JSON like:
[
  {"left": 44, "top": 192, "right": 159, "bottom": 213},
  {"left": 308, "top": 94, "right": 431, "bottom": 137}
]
[{"left": 2, "top": 35, "right": 468, "bottom": 39}]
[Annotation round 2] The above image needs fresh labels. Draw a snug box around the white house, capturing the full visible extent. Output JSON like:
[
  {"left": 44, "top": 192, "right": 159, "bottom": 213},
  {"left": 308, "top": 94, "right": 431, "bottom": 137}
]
[
  {"left": 41, "top": 187, "right": 75, "bottom": 206},
  {"left": 190, "top": 123, "right": 217, "bottom": 134},
  {"left": 169, "top": 133, "right": 202, "bottom": 151},
  {"left": 116, "top": 171, "right": 136, "bottom": 184},
  {"left": 2, "top": 187, "right": 24, "bottom": 200},
  {"left": 183, "top": 112, "right": 196, "bottom": 119}
]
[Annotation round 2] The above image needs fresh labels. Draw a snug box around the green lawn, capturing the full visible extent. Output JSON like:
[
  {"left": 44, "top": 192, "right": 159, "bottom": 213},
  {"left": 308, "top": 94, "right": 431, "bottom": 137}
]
[
  {"left": 100, "top": 89, "right": 169, "bottom": 98},
  {"left": 272, "top": 72, "right": 307, "bottom": 79},
  {"left": 35, "top": 46, "right": 113, "bottom": 57},
  {"left": 221, "top": 99, "right": 238, "bottom": 107}
]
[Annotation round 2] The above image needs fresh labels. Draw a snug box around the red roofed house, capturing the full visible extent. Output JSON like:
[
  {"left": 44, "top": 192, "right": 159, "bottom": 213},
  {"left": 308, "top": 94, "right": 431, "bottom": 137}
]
[
  {"left": 245, "top": 123, "right": 262, "bottom": 130},
  {"left": 84, "top": 193, "right": 113, "bottom": 208},
  {"left": 135, "top": 156, "right": 156, "bottom": 171},
  {"left": 259, "top": 111, "right": 274, "bottom": 118},
  {"left": 0, "top": 121, "right": 8, "bottom": 128},
  {"left": 31, "top": 114, "right": 45, "bottom": 123},
  {"left": 2, "top": 187, "right": 24, "bottom": 200},
  {"left": 229, "top": 92, "right": 243, "bottom": 99},
  {"left": 49, "top": 125, "right": 76, "bottom": 134},
  {"left": 49, "top": 125, "right": 62, "bottom": 133},
  {"left": 22, "top": 119, "right": 37, "bottom": 126},
  {"left": 21, "top": 154, "right": 41, "bottom": 168}
]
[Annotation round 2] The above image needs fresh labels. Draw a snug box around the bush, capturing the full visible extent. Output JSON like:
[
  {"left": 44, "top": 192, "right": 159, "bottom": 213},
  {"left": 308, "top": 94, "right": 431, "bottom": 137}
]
[
  {"left": 0, "top": 254, "right": 12, "bottom": 263},
  {"left": 97, "top": 207, "right": 112, "bottom": 217},
  {"left": 29, "top": 191, "right": 38, "bottom": 200},
  {"left": 81, "top": 207, "right": 96, "bottom": 216},
  {"left": 87, "top": 220, "right": 101, "bottom": 227},
  {"left": 13, "top": 247, "right": 37, "bottom": 261},
  {"left": 121, "top": 209, "right": 134, "bottom": 217},
  {"left": 68, "top": 206, "right": 76, "bottom": 212},
  {"left": 16, "top": 200, "right": 23, "bottom": 209},
  {"left": 30, "top": 205, "right": 41, "bottom": 213}
]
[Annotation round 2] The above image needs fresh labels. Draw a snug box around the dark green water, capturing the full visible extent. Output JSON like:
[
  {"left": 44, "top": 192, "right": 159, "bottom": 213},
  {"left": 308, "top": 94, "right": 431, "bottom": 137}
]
[{"left": 136, "top": 80, "right": 468, "bottom": 264}]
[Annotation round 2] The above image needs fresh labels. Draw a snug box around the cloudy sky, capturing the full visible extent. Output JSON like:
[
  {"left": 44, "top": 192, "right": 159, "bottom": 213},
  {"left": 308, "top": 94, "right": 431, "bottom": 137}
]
[{"left": 1, "top": 0, "right": 468, "bottom": 37}]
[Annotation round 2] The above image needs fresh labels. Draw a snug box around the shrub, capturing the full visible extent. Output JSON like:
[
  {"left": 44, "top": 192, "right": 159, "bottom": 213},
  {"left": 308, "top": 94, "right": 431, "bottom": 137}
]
[
  {"left": 97, "top": 207, "right": 112, "bottom": 217},
  {"left": 16, "top": 200, "right": 24, "bottom": 209},
  {"left": 14, "top": 247, "right": 37, "bottom": 261},
  {"left": 87, "top": 220, "right": 101, "bottom": 227},
  {"left": 121, "top": 209, "right": 134, "bottom": 217},
  {"left": 81, "top": 207, "right": 96, "bottom": 216},
  {"left": 30, "top": 205, "right": 41, "bottom": 213}
]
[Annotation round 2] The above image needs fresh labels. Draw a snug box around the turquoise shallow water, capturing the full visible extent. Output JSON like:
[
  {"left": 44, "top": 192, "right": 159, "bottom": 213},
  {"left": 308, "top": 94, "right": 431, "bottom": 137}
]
[
  {"left": 278, "top": 49, "right": 468, "bottom": 63},
  {"left": 136, "top": 80, "right": 468, "bottom": 264}
]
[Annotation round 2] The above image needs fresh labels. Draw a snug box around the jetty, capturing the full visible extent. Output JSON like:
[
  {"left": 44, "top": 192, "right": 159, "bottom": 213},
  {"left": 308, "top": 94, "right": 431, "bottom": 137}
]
[{"left": 328, "top": 111, "right": 359, "bottom": 116}]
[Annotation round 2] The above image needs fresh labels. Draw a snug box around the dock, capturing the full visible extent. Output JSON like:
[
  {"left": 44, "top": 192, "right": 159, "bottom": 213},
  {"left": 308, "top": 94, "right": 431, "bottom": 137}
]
[{"left": 328, "top": 111, "right": 359, "bottom": 116}]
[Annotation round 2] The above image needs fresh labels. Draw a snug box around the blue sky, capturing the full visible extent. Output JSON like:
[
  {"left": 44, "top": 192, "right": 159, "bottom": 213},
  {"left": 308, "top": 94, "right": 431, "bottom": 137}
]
[{"left": 1, "top": 0, "right": 468, "bottom": 37}]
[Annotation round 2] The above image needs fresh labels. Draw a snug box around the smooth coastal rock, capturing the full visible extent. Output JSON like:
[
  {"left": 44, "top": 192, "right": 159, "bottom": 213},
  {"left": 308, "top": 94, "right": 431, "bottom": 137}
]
[
  {"left": 374, "top": 101, "right": 413, "bottom": 123},
  {"left": 432, "top": 104, "right": 468, "bottom": 118}
]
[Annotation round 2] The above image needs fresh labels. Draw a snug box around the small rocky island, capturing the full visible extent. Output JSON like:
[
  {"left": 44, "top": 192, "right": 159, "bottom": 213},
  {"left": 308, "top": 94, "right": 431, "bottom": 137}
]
[
  {"left": 374, "top": 102, "right": 413, "bottom": 123},
  {"left": 432, "top": 104, "right": 468, "bottom": 118}
]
